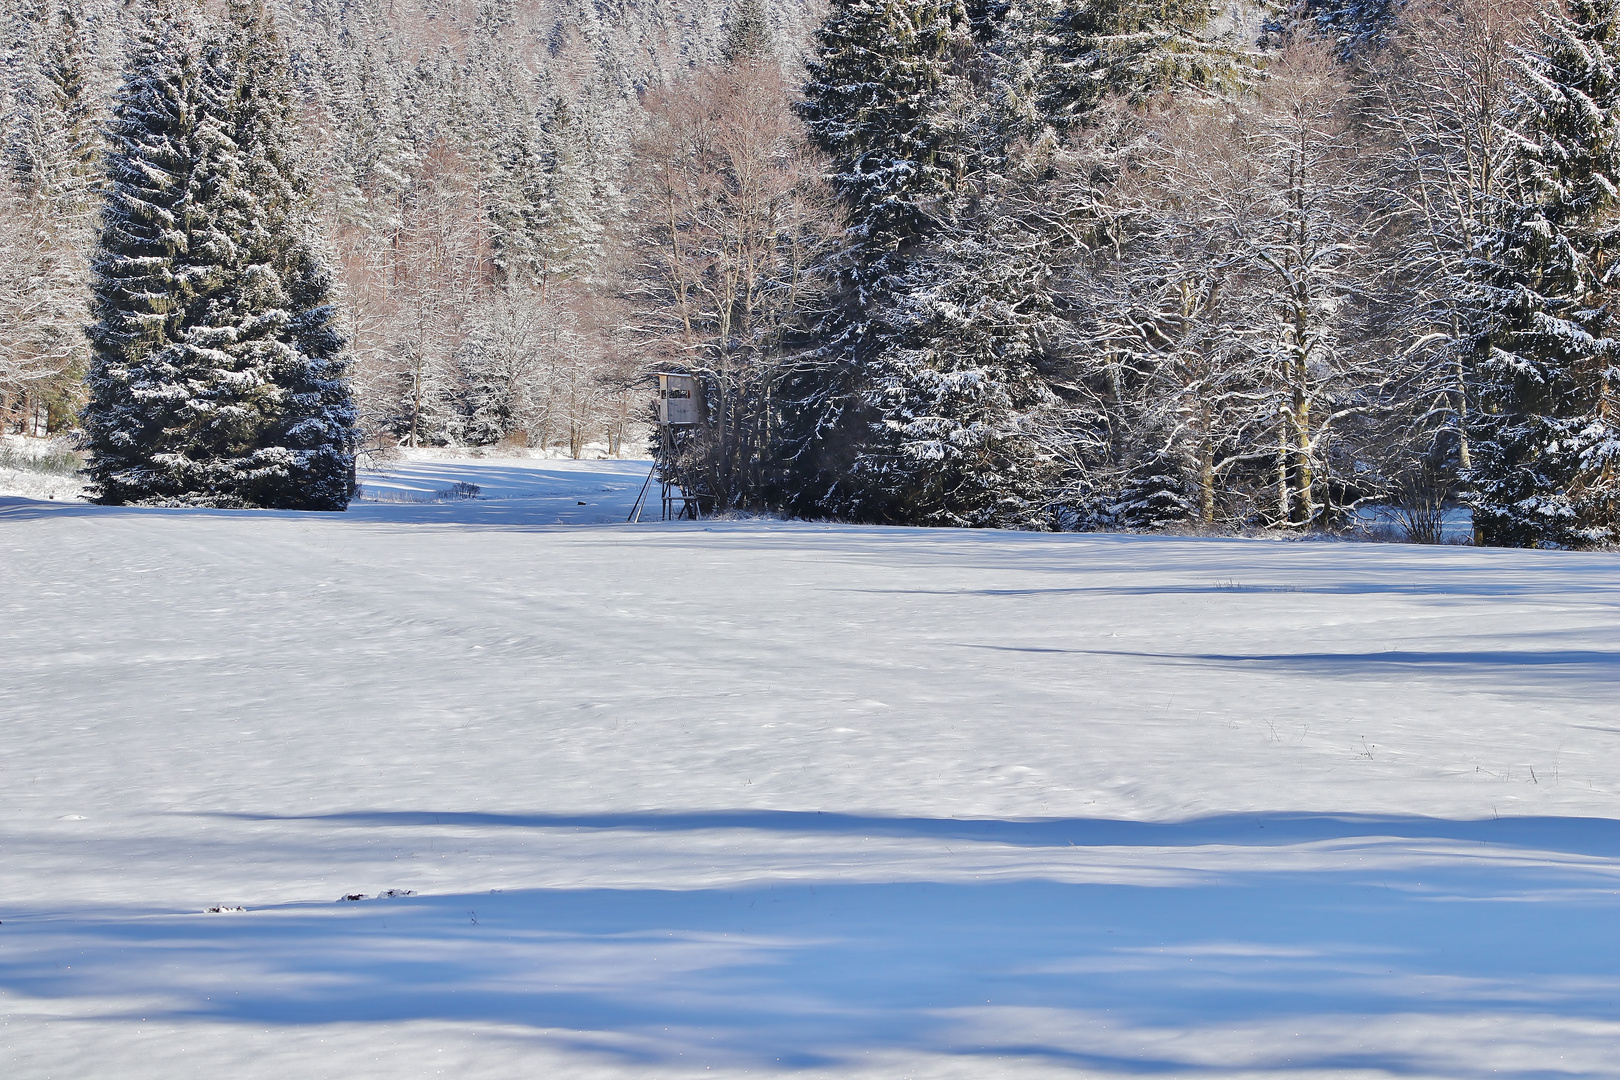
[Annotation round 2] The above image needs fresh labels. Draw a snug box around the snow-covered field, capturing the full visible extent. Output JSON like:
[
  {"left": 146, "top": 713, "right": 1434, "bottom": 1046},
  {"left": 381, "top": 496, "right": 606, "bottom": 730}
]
[{"left": 3, "top": 455, "right": 1619, "bottom": 1078}]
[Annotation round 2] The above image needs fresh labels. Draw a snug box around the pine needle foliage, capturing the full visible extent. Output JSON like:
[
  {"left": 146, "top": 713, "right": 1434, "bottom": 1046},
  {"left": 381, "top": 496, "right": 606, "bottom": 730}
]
[
  {"left": 724, "top": 0, "right": 775, "bottom": 63},
  {"left": 82, "top": 0, "right": 355, "bottom": 509},
  {"left": 776, "top": 0, "right": 984, "bottom": 519},
  {"left": 1469, "top": 0, "right": 1620, "bottom": 547},
  {"left": 994, "top": 0, "right": 1258, "bottom": 135}
]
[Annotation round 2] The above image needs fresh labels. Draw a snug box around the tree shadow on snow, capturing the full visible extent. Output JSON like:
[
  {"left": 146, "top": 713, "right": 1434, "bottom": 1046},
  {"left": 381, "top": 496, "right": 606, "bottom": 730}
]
[
  {"left": 954, "top": 642, "right": 1620, "bottom": 682},
  {"left": 209, "top": 808, "right": 1620, "bottom": 859},
  {"left": 7, "top": 810, "right": 1620, "bottom": 1074},
  {"left": 3, "top": 869, "right": 1618, "bottom": 1075},
  {"left": 849, "top": 580, "right": 1620, "bottom": 598}
]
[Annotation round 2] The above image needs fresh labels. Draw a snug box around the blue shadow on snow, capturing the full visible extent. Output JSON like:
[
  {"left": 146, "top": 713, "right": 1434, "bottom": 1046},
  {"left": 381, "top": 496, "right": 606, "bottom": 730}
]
[{"left": 207, "top": 808, "right": 1620, "bottom": 860}]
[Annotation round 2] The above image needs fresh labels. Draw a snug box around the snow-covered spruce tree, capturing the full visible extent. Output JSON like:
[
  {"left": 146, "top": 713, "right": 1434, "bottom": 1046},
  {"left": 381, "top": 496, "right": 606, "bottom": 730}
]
[
  {"left": 81, "top": 0, "right": 356, "bottom": 508},
  {"left": 850, "top": 159, "right": 1070, "bottom": 527},
  {"left": 479, "top": 47, "right": 544, "bottom": 292},
  {"left": 530, "top": 96, "right": 609, "bottom": 291},
  {"left": 1, "top": 0, "right": 103, "bottom": 431},
  {"left": 81, "top": 0, "right": 234, "bottom": 503},
  {"left": 1301, "top": 0, "right": 1405, "bottom": 58},
  {"left": 993, "top": 0, "right": 1257, "bottom": 137},
  {"left": 725, "top": 0, "right": 776, "bottom": 63},
  {"left": 775, "top": 0, "right": 993, "bottom": 520},
  {"left": 218, "top": 0, "right": 356, "bottom": 508},
  {"left": 1468, "top": 0, "right": 1620, "bottom": 547},
  {"left": 798, "top": 0, "right": 977, "bottom": 264},
  {"left": 6, "top": 0, "right": 102, "bottom": 212}
]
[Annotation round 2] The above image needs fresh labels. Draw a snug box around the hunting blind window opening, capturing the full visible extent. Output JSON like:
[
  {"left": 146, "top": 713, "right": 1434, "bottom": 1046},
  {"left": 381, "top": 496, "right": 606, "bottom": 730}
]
[{"left": 657, "top": 373, "right": 699, "bottom": 427}]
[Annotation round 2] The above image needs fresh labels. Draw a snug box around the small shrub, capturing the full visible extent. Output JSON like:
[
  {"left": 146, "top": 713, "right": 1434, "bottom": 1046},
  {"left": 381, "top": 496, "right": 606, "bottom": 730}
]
[
  {"left": 352, "top": 481, "right": 480, "bottom": 503},
  {"left": 0, "top": 445, "right": 85, "bottom": 476}
]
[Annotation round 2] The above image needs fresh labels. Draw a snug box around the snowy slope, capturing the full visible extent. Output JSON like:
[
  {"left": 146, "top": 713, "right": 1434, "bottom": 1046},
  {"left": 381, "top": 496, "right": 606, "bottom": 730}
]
[{"left": 2, "top": 460, "right": 1618, "bottom": 1078}]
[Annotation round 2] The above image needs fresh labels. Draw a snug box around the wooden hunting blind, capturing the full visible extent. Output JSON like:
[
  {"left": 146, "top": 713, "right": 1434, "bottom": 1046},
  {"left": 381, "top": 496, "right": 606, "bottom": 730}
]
[
  {"left": 657, "top": 373, "right": 699, "bottom": 426},
  {"left": 627, "top": 372, "right": 703, "bottom": 523}
]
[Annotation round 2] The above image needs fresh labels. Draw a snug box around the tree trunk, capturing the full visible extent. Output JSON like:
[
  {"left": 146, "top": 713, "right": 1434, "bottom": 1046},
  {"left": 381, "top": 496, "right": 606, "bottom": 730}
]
[
  {"left": 1293, "top": 361, "right": 1313, "bottom": 526},
  {"left": 1277, "top": 421, "right": 1290, "bottom": 525},
  {"left": 1198, "top": 428, "right": 1215, "bottom": 526}
]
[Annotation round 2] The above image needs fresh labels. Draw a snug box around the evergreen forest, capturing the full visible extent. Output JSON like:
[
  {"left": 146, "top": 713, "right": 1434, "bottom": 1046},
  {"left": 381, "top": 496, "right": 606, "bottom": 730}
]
[{"left": 4, "top": 0, "right": 1619, "bottom": 542}]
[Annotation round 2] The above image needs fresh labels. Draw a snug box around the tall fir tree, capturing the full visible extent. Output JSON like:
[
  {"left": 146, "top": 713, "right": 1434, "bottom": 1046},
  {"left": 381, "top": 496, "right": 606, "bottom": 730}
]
[
  {"left": 82, "top": 0, "right": 355, "bottom": 508},
  {"left": 1300, "top": 0, "right": 1403, "bottom": 59},
  {"left": 532, "top": 96, "right": 607, "bottom": 288},
  {"left": 7, "top": 0, "right": 101, "bottom": 210},
  {"left": 1469, "top": 0, "right": 1620, "bottom": 547},
  {"left": 222, "top": 0, "right": 356, "bottom": 508},
  {"left": 775, "top": 0, "right": 984, "bottom": 519},
  {"left": 850, "top": 174, "right": 1067, "bottom": 527},
  {"left": 479, "top": 43, "right": 541, "bottom": 288},
  {"left": 779, "top": 0, "right": 1073, "bottom": 525},
  {"left": 81, "top": 0, "right": 235, "bottom": 503},
  {"left": 798, "top": 0, "right": 976, "bottom": 259},
  {"left": 724, "top": 0, "right": 775, "bottom": 64},
  {"left": 993, "top": 0, "right": 1253, "bottom": 136},
  {"left": 1, "top": 0, "right": 102, "bottom": 430}
]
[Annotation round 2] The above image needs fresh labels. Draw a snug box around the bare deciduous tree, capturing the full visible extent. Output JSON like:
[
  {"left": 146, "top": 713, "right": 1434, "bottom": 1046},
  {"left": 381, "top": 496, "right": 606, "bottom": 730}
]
[
  {"left": 1368, "top": 0, "right": 1539, "bottom": 512},
  {"left": 629, "top": 59, "right": 840, "bottom": 509},
  {"left": 1177, "top": 42, "right": 1381, "bottom": 527},
  {"left": 335, "top": 141, "right": 490, "bottom": 449}
]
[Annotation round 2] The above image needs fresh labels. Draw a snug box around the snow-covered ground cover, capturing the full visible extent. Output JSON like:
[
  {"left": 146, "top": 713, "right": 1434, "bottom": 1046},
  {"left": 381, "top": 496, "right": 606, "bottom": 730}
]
[
  {"left": 0, "top": 436, "right": 88, "bottom": 503},
  {"left": 3, "top": 456, "right": 1619, "bottom": 1078}
]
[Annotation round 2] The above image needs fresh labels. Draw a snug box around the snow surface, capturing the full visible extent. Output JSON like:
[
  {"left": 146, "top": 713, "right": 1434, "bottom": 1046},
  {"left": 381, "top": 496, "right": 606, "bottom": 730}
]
[
  {"left": 352, "top": 452, "right": 654, "bottom": 525},
  {"left": 0, "top": 467, "right": 83, "bottom": 503},
  {"left": 3, "top": 455, "right": 1619, "bottom": 1078},
  {"left": 0, "top": 436, "right": 89, "bottom": 503}
]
